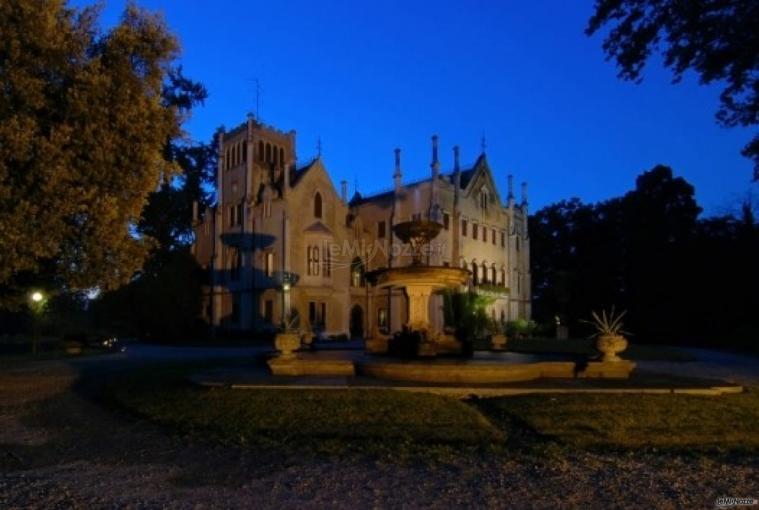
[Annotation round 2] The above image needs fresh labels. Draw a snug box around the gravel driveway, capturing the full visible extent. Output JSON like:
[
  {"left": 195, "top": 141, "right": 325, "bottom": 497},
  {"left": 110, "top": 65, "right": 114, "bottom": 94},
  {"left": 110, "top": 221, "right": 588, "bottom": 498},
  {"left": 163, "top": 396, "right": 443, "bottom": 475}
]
[{"left": 0, "top": 350, "right": 757, "bottom": 509}]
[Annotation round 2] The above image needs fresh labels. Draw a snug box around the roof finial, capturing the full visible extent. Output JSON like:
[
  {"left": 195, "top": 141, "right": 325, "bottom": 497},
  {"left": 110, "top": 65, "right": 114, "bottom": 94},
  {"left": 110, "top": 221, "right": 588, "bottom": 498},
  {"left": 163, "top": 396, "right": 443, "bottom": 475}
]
[
  {"left": 453, "top": 145, "right": 460, "bottom": 172},
  {"left": 480, "top": 134, "right": 487, "bottom": 154},
  {"left": 316, "top": 136, "right": 322, "bottom": 158}
]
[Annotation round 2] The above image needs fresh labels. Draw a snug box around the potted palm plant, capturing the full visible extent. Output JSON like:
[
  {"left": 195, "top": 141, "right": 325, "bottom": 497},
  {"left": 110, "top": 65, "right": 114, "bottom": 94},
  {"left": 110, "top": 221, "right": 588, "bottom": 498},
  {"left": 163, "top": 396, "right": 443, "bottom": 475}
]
[{"left": 583, "top": 307, "right": 630, "bottom": 362}]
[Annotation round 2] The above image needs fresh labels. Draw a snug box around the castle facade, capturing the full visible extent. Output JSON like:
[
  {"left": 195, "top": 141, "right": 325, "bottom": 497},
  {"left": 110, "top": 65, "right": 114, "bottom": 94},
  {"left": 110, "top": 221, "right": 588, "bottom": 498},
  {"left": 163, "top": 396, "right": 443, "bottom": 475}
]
[{"left": 192, "top": 118, "right": 531, "bottom": 341}]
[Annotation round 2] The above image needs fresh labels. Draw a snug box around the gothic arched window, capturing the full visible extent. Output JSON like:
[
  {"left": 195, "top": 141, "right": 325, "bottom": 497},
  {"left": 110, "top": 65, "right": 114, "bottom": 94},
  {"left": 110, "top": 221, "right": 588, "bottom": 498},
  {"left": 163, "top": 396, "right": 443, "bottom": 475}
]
[{"left": 314, "top": 192, "right": 323, "bottom": 218}]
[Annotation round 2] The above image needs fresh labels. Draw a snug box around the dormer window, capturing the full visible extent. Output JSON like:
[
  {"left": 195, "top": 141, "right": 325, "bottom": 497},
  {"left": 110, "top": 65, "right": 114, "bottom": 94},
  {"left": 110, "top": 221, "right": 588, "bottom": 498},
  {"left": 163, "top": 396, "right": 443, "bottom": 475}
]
[{"left": 314, "top": 192, "right": 323, "bottom": 218}]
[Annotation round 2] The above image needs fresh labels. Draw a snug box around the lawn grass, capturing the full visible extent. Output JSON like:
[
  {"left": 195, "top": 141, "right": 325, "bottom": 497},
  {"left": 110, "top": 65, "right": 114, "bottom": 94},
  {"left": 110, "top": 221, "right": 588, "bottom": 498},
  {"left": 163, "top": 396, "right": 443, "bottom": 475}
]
[
  {"left": 507, "top": 337, "right": 696, "bottom": 362},
  {"left": 103, "top": 364, "right": 504, "bottom": 457},
  {"left": 102, "top": 362, "right": 759, "bottom": 459},
  {"left": 475, "top": 389, "right": 759, "bottom": 452}
]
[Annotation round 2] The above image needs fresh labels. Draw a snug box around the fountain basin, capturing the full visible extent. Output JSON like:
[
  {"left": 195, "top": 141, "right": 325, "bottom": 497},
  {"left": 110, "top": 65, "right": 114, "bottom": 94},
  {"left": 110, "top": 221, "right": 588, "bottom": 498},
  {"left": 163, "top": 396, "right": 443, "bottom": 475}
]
[
  {"left": 371, "top": 265, "right": 469, "bottom": 289},
  {"left": 358, "top": 357, "right": 636, "bottom": 383}
]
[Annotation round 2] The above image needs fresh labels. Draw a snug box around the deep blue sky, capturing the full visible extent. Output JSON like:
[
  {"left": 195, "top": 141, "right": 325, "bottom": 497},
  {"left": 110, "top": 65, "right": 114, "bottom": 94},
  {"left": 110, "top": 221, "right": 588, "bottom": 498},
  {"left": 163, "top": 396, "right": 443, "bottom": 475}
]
[{"left": 79, "top": 0, "right": 756, "bottom": 215}]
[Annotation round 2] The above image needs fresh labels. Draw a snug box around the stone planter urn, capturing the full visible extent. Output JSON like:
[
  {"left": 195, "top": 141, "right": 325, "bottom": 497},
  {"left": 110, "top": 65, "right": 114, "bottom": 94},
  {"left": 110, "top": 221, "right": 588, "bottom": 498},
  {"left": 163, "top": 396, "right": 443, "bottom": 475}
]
[
  {"left": 491, "top": 333, "right": 507, "bottom": 351},
  {"left": 596, "top": 334, "right": 628, "bottom": 362},
  {"left": 274, "top": 332, "right": 301, "bottom": 359}
]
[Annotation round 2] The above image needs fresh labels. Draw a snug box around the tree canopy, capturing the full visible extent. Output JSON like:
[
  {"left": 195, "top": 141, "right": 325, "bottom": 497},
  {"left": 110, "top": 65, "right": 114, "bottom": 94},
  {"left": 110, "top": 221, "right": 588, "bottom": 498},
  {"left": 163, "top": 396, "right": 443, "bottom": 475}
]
[
  {"left": 530, "top": 165, "right": 759, "bottom": 351},
  {"left": 587, "top": 0, "right": 759, "bottom": 180},
  {"left": 0, "top": 0, "right": 202, "bottom": 308}
]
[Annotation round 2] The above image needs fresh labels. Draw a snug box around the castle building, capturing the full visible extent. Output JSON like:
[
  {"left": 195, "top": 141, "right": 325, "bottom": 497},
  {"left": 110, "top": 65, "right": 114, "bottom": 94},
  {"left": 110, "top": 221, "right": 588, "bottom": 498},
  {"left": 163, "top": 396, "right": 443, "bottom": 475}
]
[{"left": 192, "top": 117, "right": 531, "bottom": 342}]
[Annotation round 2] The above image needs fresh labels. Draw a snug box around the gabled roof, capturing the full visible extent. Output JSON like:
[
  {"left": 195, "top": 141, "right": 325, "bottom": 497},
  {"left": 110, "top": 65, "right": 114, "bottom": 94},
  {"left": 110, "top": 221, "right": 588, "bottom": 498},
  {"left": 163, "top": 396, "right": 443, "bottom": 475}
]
[
  {"left": 291, "top": 157, "right": 319, "bottom": 186},
  {"left": 303, "top": 221, "right": 333, "bottom": 235},
  {"left": 348, "top": 152, "right": 496, "bottom": 207},
  {"left": 450, "top": 153, "right": 487, "bottom": 190}
]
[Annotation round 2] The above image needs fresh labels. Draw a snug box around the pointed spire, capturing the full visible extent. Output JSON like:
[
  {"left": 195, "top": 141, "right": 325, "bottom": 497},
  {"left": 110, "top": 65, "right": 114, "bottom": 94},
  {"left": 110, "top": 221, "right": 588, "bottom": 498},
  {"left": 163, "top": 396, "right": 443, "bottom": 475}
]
[
  {"left": 431, "top": 135, "right": 440, "bottom": 177},
  {"left": 453, "top": 145, "right": 461, "bottom": 204},
  {"left": 480, "top": 134, "right": 487, "bottom": 154},
  {"left": 393, "top": 148, "right": 402, "bottom": 191},
  {"left": 507, "top": 174, "right": 515, "bottom": 208},
  {"left": 316, "top": 136, "right": 322, "bottom": 158},
  {"left": 521, "top": 181, "right": 528, "bottom": 206}
]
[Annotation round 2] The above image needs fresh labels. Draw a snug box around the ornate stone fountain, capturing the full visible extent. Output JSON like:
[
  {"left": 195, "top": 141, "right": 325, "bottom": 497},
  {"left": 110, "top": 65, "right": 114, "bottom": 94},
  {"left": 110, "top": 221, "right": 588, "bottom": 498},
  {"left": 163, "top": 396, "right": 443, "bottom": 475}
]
[{"left": 369, "top": 220, "right": 469, "bottom": 355}]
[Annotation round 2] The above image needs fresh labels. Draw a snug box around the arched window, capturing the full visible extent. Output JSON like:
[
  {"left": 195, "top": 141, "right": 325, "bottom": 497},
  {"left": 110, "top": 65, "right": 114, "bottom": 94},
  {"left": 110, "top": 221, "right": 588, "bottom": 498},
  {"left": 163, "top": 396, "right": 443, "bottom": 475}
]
[
  {"left": 491, "top": 266, "right": 497, "bottom": 284},
  {"left": 307, "top": 246, "right": 320, "bottom": 276},
  {"left": 273, "top": 145, "right": 279, "bottom": 165},
  {"left": 322, "top": 245, "right": 331, "bottom": 277},
  {"left": 481, "top": 262, "right": 488, "bottom": 283},
  {"left": 279, "top": 147, "right": 285, "bottom": 166},
  {"left": 258, "top": 141, "right": 264, "bottom": 162},
  {"left": 471, "top": 261, "right": 478, "bottom": 285},
  {"left": 501, "top": 268, "right": 506, "bottom": 286},
  {"left": 265, "top": 143, "right": 271, "bottom": 163},
  {"left": 351, "top": 258, "right": 365, "bottom": 287},
  {"left": 314, "top": 192, "right": 323, "bottom": 218}
]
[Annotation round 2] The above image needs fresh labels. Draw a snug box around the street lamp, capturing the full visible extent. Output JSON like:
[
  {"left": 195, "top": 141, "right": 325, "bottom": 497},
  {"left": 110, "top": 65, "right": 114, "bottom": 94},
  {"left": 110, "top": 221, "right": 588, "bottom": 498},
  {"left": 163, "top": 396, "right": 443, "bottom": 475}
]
[
  {"left": 281, "top": 273, "right": 291, "bottom": 328},
  {"left": 28, "top": 290, "right": 46, "bottom": 355}
]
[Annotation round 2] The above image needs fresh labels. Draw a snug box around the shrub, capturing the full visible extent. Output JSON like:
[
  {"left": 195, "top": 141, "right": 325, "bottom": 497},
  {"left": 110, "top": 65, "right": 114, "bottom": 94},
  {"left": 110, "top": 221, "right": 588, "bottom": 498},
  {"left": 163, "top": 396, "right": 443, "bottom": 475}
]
[{"left": 505, "top": 319, "right": 537, "bottom": 340}]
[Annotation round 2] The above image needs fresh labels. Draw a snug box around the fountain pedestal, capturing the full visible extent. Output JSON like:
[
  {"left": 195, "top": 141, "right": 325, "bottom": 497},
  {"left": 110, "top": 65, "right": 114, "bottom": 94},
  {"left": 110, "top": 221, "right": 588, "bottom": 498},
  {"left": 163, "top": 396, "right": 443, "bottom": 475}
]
[
  {"left": 369, "top": 260, "right": 469, "bottom": 356},
  {"left": 406, "top": 284, "right": 434, "bottom": 331}
]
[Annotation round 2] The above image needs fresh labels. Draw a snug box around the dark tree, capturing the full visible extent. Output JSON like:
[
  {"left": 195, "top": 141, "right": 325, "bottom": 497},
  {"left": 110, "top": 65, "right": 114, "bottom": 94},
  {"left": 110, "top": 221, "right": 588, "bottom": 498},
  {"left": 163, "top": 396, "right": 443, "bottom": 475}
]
[
  {"left": 530, "top": 164, "right": 759, "bottom": 353},
  {"left": 587, "top": 0, "right": 759, "bottom": 180},
  {"left": 0, "top": 1, "right": 203, "bottom": 309}
]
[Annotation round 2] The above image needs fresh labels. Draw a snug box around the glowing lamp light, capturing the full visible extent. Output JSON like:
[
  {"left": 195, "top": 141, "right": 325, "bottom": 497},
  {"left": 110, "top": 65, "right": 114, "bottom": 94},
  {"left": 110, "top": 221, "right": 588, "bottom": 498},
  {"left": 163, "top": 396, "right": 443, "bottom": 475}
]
[
  {"left": 31, "top": 291, "right": 44, "bottom": 303},
  {"left": 283, "top": 281, "right": 291, "bottom": 291}
]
